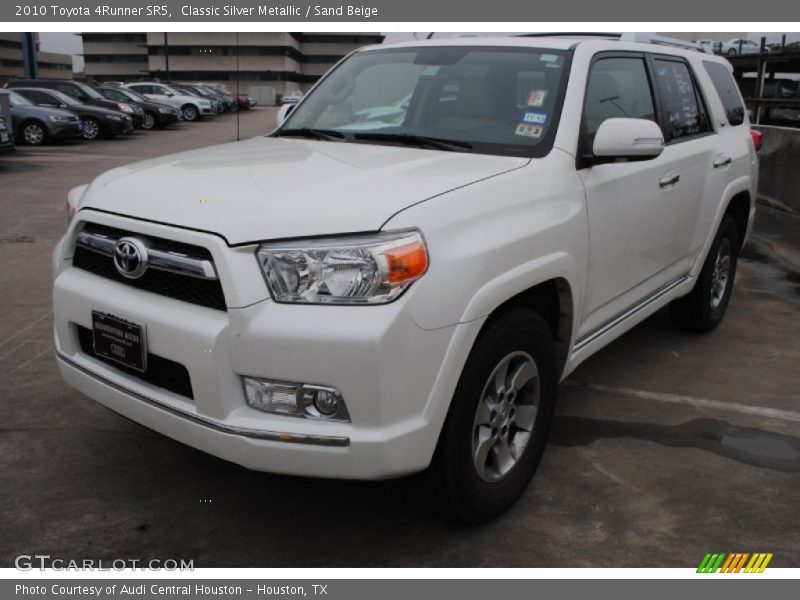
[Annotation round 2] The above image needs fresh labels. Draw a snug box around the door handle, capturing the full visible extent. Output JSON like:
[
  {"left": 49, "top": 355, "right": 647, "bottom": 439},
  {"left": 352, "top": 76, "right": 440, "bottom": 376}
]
[
  {"left": 713, "top": 155, "right": 733, "bottom": 168},
  {"left": 658, "top": 171, "right": 680, "bottom": 188}
]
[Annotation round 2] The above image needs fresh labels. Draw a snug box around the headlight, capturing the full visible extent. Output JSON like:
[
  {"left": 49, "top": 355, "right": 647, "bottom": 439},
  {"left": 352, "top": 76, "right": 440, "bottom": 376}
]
[
  {"left": 49, "top": 115, "right": 70, "bottom": 123},
  {"left": 158, "top": 107, "right": 171, "bottom": 114},
  {"left": 117, "top": 102, "right": 134, "bottom": 113},
  {"left": 257, "top": 231, "right": 428, "bottom": 305},
  {"left": 105, "top": 114, "right": 123, "bottom": 121}
]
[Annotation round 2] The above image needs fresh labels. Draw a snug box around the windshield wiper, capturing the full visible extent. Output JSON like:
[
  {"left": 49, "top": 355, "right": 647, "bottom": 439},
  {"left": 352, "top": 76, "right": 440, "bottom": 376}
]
[
  {"left": 276, "top": 128, "right": 345, "bottom": 141},
  {"left": 352, "top": 132, "right": 473, "bottom": 152}
]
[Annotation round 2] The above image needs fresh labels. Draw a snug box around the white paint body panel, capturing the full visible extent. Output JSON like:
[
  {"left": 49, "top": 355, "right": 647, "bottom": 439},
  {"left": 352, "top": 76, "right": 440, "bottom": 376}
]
[{"left": 54, "top": 38, "right": 757, "bottom": 479}]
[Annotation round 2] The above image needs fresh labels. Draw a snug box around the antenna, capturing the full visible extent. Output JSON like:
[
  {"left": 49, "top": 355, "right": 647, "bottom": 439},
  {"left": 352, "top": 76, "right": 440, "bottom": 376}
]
[{"left": 236, "top": 31, "right": 240, "bottom": 142}]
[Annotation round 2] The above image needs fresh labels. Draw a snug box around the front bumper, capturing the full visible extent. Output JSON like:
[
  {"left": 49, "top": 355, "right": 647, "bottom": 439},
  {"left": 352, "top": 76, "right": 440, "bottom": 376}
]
[
  {"left": 104, "top": 117, "right": 134, "bottom": 134},
  {"left": 52, "top": 213, "right": 478, "bottom": 479},
  {"left": 50, "top": 122, "right": 83, "bottom": 139}
]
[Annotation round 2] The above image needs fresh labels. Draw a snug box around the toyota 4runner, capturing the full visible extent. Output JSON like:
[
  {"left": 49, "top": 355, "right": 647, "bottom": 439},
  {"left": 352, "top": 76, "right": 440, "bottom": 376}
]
[{"left": 54, "top": 36, "right": 759, "bottom": 522}]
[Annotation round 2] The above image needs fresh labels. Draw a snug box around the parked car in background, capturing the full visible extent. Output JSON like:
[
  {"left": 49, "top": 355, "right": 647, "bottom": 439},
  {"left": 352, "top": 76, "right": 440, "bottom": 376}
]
[
  {"left": 13, "top": 88, "right": 132, "bottom": 140},
  {"left": 97, "top": 86, "right": 181, "bottom": 130},
  {"left": 281, "top": 90, "right": 304, "bottom": 105},
  {"left": 202, "top": 83, "right": 255, "bottom": 110},
  {"left": 122, "top": 82, "right": 213, "bottom": 122},
  {"left": 720, "top": 39, "right": 764, "bottom": 56},
  {"left": 5, "top": 79, "right": 144, "bottom": 127},
  {"left": 5, "top": 90, "right": 82, "bottom": 145},
  {"left": 0, "top": 114, "right": 14, "bottom": 153},
  {"left": 172, "top": 84, "right": 223, "bottom": 114},
  {"left": 184, "top": 83, "right": 237, "bottom": 112}
]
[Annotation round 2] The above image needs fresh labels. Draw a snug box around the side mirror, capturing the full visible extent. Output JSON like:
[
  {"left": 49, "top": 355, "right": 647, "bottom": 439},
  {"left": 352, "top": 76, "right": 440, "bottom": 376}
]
[
  {"left": 276, "top": 103, "right": 296, "bottom": 127},
  {"left": 592, "top": 118, "right": 664, "bottom": 160}
]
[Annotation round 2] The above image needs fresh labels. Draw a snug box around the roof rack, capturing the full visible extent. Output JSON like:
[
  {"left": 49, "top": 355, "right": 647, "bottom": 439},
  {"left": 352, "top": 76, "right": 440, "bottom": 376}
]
[{"left": 515, "top": 32, "right": 711, "bottom": 53}]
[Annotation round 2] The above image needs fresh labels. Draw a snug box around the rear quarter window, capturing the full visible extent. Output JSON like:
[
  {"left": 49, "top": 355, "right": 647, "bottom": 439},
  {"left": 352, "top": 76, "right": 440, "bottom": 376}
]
[{"left": 703, "top": 60, "right": 746, "bottom": 126}]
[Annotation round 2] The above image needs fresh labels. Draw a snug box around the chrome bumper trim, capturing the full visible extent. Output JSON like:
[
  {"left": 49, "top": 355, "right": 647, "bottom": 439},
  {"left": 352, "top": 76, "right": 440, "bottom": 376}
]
[
  {"left": 573, "top": 274, "right": 691, "bottom": 352},
  {"left": 57, "top": 353, "right": 350, "bottom": 447}
]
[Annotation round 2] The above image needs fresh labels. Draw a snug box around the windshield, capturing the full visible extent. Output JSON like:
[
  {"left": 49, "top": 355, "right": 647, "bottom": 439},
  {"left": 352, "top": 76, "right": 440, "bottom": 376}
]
[
  {"left": 75, "top": 81, "right": 104, "bottom": 100},
  {"left": 281, "top": 46, "right": 570, "bottom": 157},
  {"left": 9, "top": 91, "right": 33, "bottom": 107},
  {"left": 49, "top": 90, "right": 82, "bottom": 106},
  {"left": 119, "top": 89, "right": 147, "bottom": 103}
]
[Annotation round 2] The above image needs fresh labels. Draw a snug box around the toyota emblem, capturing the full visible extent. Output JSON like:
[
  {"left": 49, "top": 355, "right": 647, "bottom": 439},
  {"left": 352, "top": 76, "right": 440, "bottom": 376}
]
[{"left": 113, "top": 237, "right": 149, "bottom": 279}]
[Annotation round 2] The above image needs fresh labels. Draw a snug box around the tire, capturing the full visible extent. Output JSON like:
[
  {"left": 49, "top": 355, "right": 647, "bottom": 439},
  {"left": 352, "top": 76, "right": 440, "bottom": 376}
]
[
  {"left": 230, "top": 102, "right": 240, "bottom": 113},
  {"left": 20, "top": 120, "right": 47, "bottom": 145},
  {"left": 81, "top": 117, "right": 102, "bottom": 141},
  {"left": 727, "top": 48, "right": 738, "bottom": 56},
  {"left": 430, "top": 309, "right": 558, "bottom": 523},
  {"left": 141, "top": 111, "right": 157, "bottom": 130},
  {"left": 182, "top": 105, "right": 199, "bottom": 121},
  {"left": 670, "top": 215, "right": 740, "bottom": 333}
]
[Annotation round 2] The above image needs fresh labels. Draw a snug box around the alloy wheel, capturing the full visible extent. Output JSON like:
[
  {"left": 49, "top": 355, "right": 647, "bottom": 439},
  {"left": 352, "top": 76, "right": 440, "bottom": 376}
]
[
  {"left": 183, "top": 106, "right": 197, "bottom": 121},
  {"left": 710, "top": 238, "right": 732, "bottom": 309},
  {"left": 142, "top": 113, "right": 156, "bottom": 130},
  {"left": 23, "top": 123, "right": 44, "bottom": 145},
  {"left": 82, "top": 118, "right": 100, "bottom": 140},
  {"left": 471, "top": 351, "right": 540, "bottom": 482}
]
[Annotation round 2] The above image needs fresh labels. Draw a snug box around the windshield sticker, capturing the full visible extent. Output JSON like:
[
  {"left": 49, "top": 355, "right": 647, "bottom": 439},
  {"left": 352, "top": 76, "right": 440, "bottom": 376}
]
[
  {"left": 528, "top": 90, "right": 548, "bottom": 107},
  {"left": 522, "top": 112, "right": 548, "bottom": 125},
  {"left": 515, "top": 123, "right": 543, "bottom": 138},
  {"left": 540, "top": 54, "right": 559, "bottom": 63},
  {"left": 421, "top": 65, "right": 441, "bottom": 76}
]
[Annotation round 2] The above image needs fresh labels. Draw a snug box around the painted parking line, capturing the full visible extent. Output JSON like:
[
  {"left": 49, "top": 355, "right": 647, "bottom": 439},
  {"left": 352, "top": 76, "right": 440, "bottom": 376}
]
[{"left": 564, "top": 381, "right": 800, "bottom": 423}]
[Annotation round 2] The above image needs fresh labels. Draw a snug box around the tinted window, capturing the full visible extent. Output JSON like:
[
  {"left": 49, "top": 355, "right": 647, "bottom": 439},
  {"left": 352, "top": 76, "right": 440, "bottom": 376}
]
[
  {"left": 703, "top": 60, "right": 745, "bottom": 126},
  {"left": 584, "top": 57, "right": 656, "bottom": 140},
  {"left": 23, "top": 90, "right": 54, "bottom": 105},
  {"left": 101, "top": 88, "right": 124, "bottom": 101},
  {"left": 653, "top": 59, "right": 710, "bottom": 141},
  {"left": 55, "top": 83, "right": 84, "bottom": 99}
]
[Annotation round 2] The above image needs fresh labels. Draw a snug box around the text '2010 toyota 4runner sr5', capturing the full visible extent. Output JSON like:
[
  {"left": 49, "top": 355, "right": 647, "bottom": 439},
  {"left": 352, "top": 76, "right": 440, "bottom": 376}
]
[{"left": 54, "top": 36, "right": 759, "bottom": 522}]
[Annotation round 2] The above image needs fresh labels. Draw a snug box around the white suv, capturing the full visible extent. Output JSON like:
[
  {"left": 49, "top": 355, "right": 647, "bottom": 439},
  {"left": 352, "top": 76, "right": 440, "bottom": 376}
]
[
  {"left": 122, "top": 82, "right": 213, "bottom": 121},
  {"left": 54, "top": 37, "right": 759, "bottom": 521}
]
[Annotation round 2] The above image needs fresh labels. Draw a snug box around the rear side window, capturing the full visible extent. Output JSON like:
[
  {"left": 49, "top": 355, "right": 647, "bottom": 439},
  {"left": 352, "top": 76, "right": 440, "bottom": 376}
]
[
  {"left": 652, "top": 59, "right": 710, "bottom": 141},
  {"left": 584, "top": 57, "right": 656, "bottom": 140},
  {"left": 702, "top": 60, "right": 746, "bottom": 126}
]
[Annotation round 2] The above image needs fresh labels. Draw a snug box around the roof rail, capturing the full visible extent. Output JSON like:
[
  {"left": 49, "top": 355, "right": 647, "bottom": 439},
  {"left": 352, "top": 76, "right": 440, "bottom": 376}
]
[
  {"left": 619, "top": 33, "right": 711, "bottom": 53},
  {"left": 515, "top": 33, "right": 621, "bottom": 40},
  {"left": 515, "top": 32, "right": 711, "bottom": 53}
]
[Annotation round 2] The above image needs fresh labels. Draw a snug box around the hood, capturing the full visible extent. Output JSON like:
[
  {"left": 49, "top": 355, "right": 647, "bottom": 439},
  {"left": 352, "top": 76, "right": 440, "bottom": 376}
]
[
  {"left": 79, "top": 104, "right": 128, "bottom": 118},
  {"left": 79, "top": 136, "right": 527, "bottom": 245}
]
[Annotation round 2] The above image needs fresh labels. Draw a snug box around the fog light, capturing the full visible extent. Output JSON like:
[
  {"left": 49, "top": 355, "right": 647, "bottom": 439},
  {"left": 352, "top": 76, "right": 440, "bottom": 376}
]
[{"left": 243, "top": 377, "right": 349, "bottom": 422}]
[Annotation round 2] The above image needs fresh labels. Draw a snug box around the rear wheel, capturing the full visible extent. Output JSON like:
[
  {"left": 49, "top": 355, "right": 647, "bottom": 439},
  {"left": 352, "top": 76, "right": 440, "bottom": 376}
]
[
  {"left": 670, "top": 215, "right": 740, "bottom": 332},
  {"left": 431, "top": 309, "right": 557, "bottom": 523},
  {"left": 141, "top": 111, "right": 157, "bottom": 130},
  {"left": 21, "top": 121, "right": 46, "bottom": 145},
  {"left": 727, "top": 48, "right": 738, "bottom": 56},
  {"left": 81, "top": 117, "right": 102, "bottom": 141},
  {"left": 182, "top": 104, "right": 199, "bottom": 121}
]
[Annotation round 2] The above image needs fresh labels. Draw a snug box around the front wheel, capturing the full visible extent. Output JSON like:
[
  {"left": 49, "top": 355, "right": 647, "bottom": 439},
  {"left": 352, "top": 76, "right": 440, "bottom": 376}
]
[
  {"left": 141, "top": 111, "right": 157, "bottom": 130},
  {"left": 81, "top": 117, "right": 102, "bottom": 140},
  {"left": 727, "top": 48, "right": 738, "bottom": 56},
  {"left": 430, "top": 309, "right": 557, "bottom": 523},
  {"left": 21, "top": 121, "right": 47, "bottom": 145},
  {"left": 182, "top": 105, "right": 199, "bottom": 121},
  {"left": 670, "top": 215, "right": 740, "bottom": 332}
]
